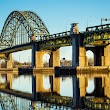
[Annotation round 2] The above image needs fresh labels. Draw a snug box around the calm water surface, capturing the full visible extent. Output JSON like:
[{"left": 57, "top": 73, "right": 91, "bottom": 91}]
[{"left": 0, "top": 75, "right": 94, "bottom": 109}]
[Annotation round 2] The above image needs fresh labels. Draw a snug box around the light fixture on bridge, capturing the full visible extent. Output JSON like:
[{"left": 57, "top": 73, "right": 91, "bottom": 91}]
[
  {"left": 101, "top": 18, "right": 110, "bottom": 25},
  {"left": 61, "top": 58, "right": 66, "bottom": 67},
  {"left": 70, "top": 23, "right": 79, "bottom": 34}
]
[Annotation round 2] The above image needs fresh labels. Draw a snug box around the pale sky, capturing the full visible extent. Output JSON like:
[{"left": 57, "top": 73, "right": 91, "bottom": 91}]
[{"left": 0, "top": 0, "right": 110, "bottom": 62}]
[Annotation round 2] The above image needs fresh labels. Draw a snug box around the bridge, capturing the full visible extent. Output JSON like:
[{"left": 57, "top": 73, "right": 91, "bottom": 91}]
[{"left": 0, "top": 11, "right": 110, "bottom": 109}]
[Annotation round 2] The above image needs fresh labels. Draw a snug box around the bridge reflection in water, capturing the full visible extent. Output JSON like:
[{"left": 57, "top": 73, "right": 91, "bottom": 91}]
[
  {"left": 0, "top": 73, "right": 73, "bottom": 110},
  {"left": 1, "top": 10, "right": 110, "bottom": 109}
]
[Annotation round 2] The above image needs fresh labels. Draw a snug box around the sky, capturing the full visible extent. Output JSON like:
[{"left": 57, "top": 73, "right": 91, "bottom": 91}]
[{"left": 0, "top": 0, "right": 110, "bottom": 62}]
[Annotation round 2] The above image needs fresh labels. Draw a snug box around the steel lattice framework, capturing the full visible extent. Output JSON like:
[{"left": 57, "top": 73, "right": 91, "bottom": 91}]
[
  {"left": 0, "top": 94, "right": 17, "bottom": 110},
  {"left": 0, "top": 92, "right": 33, "bottom": 110},
  {"left": 0, "top": 11, "right": 49, "bottom": 49}
]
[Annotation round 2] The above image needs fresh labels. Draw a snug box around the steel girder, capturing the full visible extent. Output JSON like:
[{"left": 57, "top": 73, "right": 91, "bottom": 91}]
[
  {"left": 0, "top": 11, "right": 49, "bottom": 49},
  {"left": 83, "top": 23, "right": 110, "bottom": 46},
  {"left": 0, "top": 92, "right": 34, "bottom": 110}
]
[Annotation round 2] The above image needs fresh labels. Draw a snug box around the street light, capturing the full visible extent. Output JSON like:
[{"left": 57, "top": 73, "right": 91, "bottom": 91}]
[
  {"left": 62, "top": 58, "right": 66, "bottom": 67},
  {"left": 101, "top": 18, "right": 110, "bottom": 25}
]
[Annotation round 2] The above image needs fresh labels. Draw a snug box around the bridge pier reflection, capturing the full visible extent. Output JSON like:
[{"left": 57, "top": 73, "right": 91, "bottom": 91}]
[
  {"left": 6, "top": 53, "right": 13, "bottom": 68},
  {"left": 6, "top": 73, "right": 13, "bottom": 89},
  {"left": 104, "top": 76, "right": 110, "bottom": 98},
  {"left": 32, "top": 47, "right": 61, "bottom": 94},
  {"left": 103, "top": 44, "right": 110, "bottom": 66},
  {"left": 34, "top": 74, "right": 60, "bottom": 94}
]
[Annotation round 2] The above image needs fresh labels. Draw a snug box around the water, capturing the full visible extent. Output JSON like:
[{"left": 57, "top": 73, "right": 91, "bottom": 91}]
[
  {"left": 0, "top": 75, "right": 94, "bottom": 109},
  {"left": 0, "top": 75, "right": 74, "bottom": 109}
]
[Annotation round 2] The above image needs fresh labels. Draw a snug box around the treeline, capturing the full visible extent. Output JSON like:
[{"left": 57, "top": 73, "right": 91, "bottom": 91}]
[
  {"left": 0, "top": 58, "right": 94, "bottom": 68},
  {"left": 0, "top": 60, "right": 31, "bottom": 68}
]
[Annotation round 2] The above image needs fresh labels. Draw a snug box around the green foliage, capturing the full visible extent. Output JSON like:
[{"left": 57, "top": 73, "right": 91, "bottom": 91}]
[{"left": 88, "top": 58, "right": 94, "bottom": 66}]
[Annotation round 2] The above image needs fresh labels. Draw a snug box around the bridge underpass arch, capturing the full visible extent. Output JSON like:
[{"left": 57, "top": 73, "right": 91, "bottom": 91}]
[
  {"left": 79, "top": 48, "right": 105, "bottom": 97},
  {"left": 79, "top": 75, "right": 105, "bottom": 97},
  {"left": 36, "top": 49, "right": 60, "bottom": 68},
  {"left": 43, "top": 53, "right": 50, "bottom": 67},
  {"left": 86, "top": 50, "right": 94, "bottom": 66},
  {"left": 12, "top": 50, "right": 31, "bottom": 68},
  {"left": 43, "top": 75, "right": 54, "bottom": 92},
  {"left": 86, "top": 50, "right": 95, "bottom": 95},
  {"left": 86, "top": 77, "right": 95, "bottom": 96},
  {"left": 85, "top": 77, "right": 104, "bottom": 97},
  {"left": 86, "top": 46, "right": 104, "bottom": 66}
]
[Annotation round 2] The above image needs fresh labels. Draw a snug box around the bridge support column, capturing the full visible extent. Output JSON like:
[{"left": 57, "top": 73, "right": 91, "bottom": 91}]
[
  {"left": 103, "top": 44, "right": 110, "bottom": 66},
  {"left": 32, "top": 42, "right": 40, "bottom": 68},
  {"left": 6, "top": 53, "right": 13, "bottom": 68},
  {"left": 50, "top": 49, "right": 60, "bottom": 67},
  {"left": 79, "top": 47, "right": 88, "bottom": 66},
  {"left": 71, "top": 27, "right": 80, "bottom": 108},
  {"left": 50, "top": 49, "right": 60, "bottom": 94},
  {"left": 102, "top": 56, "right": 105, "bottom": 66},
  {"left": 36, "top": 51, "right": 44, "bottom": 68},
  {"left": 51, "top": 49, "right": 60, "bottom": 94}
]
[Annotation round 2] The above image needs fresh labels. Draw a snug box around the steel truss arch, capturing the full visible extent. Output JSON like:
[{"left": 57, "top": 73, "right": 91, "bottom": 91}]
[
  {"left": 0, "top": 11, "right": 50, "bottom": 48},
  {"left": 20, "top": 11, "right": 49, "bottom": 36}
]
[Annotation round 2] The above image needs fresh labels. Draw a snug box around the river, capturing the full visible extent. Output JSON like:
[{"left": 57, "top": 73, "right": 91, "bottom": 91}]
[{"left": 0, "top": 75, "right": 94, "bottom": 109}]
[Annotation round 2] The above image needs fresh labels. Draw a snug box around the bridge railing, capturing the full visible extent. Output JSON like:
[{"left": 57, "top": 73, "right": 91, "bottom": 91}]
[
  {"left": 39, "top": 31, "right": 70, "bottom": 41},
  {"left": 86, "top": 23, "right": 110, "bottom": 32}
]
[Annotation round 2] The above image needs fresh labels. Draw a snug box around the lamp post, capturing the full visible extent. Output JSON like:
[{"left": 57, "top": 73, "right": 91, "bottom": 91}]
[
  {"left": 101, "top": 18, "right": 110, "bottom": 25},
  {"left": 62, "top": 58, "right": 66, "bottom": 67}
]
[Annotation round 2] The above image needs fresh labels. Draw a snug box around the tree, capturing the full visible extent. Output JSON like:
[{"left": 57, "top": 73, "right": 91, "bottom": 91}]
[
  {"left": 60, "top": 59, "right": 72, "bottom": 66},
  {"left": 13, "top": 60, "right": 20, "bottom": 68},
  {"left": 43, "top": 61, "right": 49, "bottom": 67},
  {"left": 1, "top": 61, "right": 6, "bottom": 68},
  {"left": 88, "top": 58, "right": 94, "bottom": 66}
]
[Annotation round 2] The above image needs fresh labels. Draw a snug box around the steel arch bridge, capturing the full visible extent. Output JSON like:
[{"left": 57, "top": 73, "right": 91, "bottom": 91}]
[
  {"left": 0, "top": 11, "right": 49, "bottom": 50},
  {"left": 1, "top": 11, "right": 110, "bottom": 53}
]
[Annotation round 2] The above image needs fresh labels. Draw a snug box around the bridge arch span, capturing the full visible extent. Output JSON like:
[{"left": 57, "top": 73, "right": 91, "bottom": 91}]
[{"left": 0, "top": 11, "right": 49, "bottom": 49}]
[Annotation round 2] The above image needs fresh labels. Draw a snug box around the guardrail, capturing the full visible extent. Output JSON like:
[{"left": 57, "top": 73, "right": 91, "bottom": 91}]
[
  {"left": 84, "top": 97, "right": 110, "bottom": 110},
  {"left": 86, "top": 23, "right": 110, "bottom": 32},
  {"left": 38, "top": 31, "right": 70, "bottom": 41}
]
